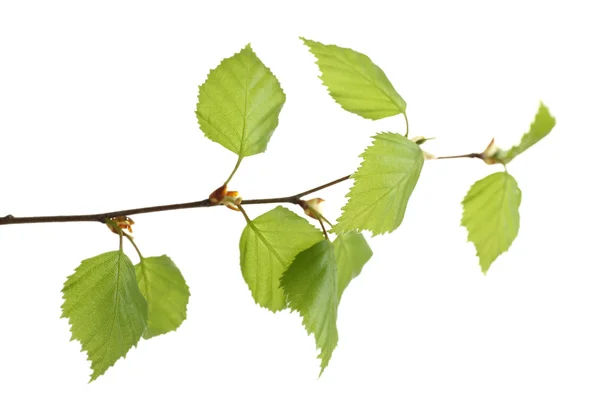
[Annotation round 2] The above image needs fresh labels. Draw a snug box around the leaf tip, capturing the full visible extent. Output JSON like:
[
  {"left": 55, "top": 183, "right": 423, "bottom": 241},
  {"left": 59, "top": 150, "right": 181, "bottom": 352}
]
[
  {"left": 299, "top": 36, "right": 312, "bottom": 46},
  {"left": 479, "top": 259, "right": 491, "bottom": 275}
]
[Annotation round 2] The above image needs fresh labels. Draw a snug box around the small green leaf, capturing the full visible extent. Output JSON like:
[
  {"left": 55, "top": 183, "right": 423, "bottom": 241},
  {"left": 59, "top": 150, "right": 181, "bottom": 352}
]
[
  {"left": 502, "top": 102, "right": 556, "bottom": 163},
  {"left": 281, "top": 240, "right": 338, "bottom": 375},
  {"left": 333, "top": 132, "right": 424, "bottom": 236},
  {"left": 333, "top": 232, "right": 372, "bottom": 300},
  {"left": 135, "top": 255, "right": 190, "bottom": 339},
  {"left": 461, "top": 171, "right": 522, "bottom": 274},
  {"left": 302, "top": 38, "right": 406, "bottom": 120},
  {"left": 62, "top": 250, "right": 147, "bottom": 381},
  {"left": 239, "top": 206, "right": 323, "bottom": 312},
  {"left": 196, "top": 44, "right": 286, "bottom": 157}
]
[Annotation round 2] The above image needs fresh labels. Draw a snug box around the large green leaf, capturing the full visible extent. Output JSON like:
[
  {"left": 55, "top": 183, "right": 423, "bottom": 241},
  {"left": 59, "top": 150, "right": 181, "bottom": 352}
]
[
  {"left": 501, "top": 102, "right": 555, "bottom": 163},
  {"left": 196, "top": 44, "right": 286, "bottom": 157},
  {"left": 302, "top": 38, "right": 406, "bottom": 120},
  {"left": 333, "top": 232, "right": 372, "bottom": 300},
  {"left": 135, "top": 255, "right": 190, "bottom": 339},
  {"left": 281, "top": 240, "right": 338, "bottom": 375},
  {"left": 239, "top": 206, "right": 323, "bottom": 312},
  {"left": 61, "top": 250, "right": 147, "bottom": 381},
  {"left": 333, "top": 132, "right": 424, "bottom": 236},
  {"left": 461, "top": 171, "right": 521, "bottom": 274}
]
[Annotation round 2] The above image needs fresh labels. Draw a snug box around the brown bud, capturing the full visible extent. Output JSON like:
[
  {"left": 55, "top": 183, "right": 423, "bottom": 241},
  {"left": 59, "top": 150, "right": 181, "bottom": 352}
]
[
  {"left": 209, "top": 184, "right": 228, "bottom": 205},
  {"left": 209, "top": 185, "right": 242, "bottom": 211}
]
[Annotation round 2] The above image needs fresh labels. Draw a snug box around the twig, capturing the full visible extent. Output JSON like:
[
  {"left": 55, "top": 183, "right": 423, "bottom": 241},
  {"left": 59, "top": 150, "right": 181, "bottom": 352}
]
[
  {"left": 0, "top": 149, "right": 486, "bottom": 227},
  {"left": 436, "top": 153, "right": 483, "bottom": 160},
  {"left": 0, "top": 175, "right": 352, "bottom": 226}
]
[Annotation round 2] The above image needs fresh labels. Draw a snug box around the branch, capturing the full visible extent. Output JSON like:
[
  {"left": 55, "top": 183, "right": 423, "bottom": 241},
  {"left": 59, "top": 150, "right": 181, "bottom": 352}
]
[
  {"left": 0, "top": 149, "right": 484, "bottom": 227},
  {"left": 436, "top": 152, "right": 483, "bottom": 160},
  {"left": 0, "top": 174, "right": 352, "bottom": 226},
  {"left": 243, "top": 175, "right": 351, "bottom": 205}
]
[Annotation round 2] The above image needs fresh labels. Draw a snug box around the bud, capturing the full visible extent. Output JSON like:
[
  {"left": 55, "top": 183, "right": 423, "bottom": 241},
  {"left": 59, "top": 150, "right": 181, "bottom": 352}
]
[
  {"left": 481, "top": 138, "right": 501, "bottom": 165},
  {"left": 410, "top": 136, "right": 436, "bottom": 159},
  {"left": 303, "top": 198, "right": 325, "bottom": 219},
  {"left": 107, "top": 216, "right": 135, "bottom": 234},
  {"left": 410, "top": 136, "right": 435, "bottom": 145},
  {"left": 422, "top": 150, "right": 436, "bottom": 160},
  {"left": 209, "top": 184, "right": 228, "bottom": 204},
  {"left": 209, "top": 185, "right": 242, "bottom": 211},
  {"left": 222, "top": 190, "right": 242, "bottom": 211}
]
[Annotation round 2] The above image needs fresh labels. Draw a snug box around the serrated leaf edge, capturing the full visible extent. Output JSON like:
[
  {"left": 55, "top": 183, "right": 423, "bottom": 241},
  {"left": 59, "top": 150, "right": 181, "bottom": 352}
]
[
  {"left": 300, "top": 37, "right": 405, "bottom": 120},
  {"left": 136, "top": 255, "right": 190, "bottom": 339},
  {"left": 240, "top": 206, "right": 323, "bottom": 313},
  {"left": 61, "top": 250, "right": 146, "bottom": 382},
  {"left": 460, "top": 171, "right": 521, "bottom": 274},
  {"left": 333, "top": 132, "right": 423, "bottom": 236},
  {"left": 196, "top": 43, "right": 286, "bottom": 157}
]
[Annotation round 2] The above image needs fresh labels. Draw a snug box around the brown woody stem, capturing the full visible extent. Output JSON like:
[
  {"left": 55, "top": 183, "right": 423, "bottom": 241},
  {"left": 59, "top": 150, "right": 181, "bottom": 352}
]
[
  {"left": 436, "top": 153, "right": 483, "bottom": 160},
  {"left": 0, "top": 174, "right": 352, "bottom": 226},
  {"left": 0, "top": 148, "right": 485, "bottom": 228}
]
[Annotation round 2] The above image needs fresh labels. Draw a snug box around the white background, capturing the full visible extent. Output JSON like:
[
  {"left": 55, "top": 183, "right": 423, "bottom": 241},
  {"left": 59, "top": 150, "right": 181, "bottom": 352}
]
[{"left": 1, "top": 0, "right": 599, "bottom": 415}]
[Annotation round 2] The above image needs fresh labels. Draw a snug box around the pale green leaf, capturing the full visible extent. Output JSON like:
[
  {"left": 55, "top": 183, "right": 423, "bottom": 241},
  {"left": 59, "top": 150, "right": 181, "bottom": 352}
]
[
  {"left": 135, "top": 255, "right": 190, "bottom": 339},
  {"left": 461, "top": 171, "right": 521, "bottom": 274},
  {"left": 302, "top": 38, "right": 406, "bottom": 120},
  {"left": 281, "top": 240, "right": 338, "bottom": 375},
  {"left": 333, "top": 232, "right": 372, "bottom": 300},
  {"left": 502, "top": 102, "right": 556, "bottom": 163},
  {"left": 196, "top": 44, "right": 286, "bottom": 157},
  {"left": 61, "top": 250, "right": 147, "bottom": 381},
  {"left": 239, "top": 206, "right": 323, "bottom": 312},
  {"left": 333, "top": 132, "right": 424, "bottom": 236}
]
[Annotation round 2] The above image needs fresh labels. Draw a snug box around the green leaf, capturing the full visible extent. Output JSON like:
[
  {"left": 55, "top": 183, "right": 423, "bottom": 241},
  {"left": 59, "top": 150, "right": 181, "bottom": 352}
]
[
  {"left": 239, "top": 206, "right": 323, "bottom": 312},
  {"left": 196, "top": 44, "right": 286, "bottom": 157},
  {"left": 502, "top": 102, "right": 556, "bottom": 163},
  {"left": 281, "top": 240, "right": 338, "bottom": 375},
  {"left": 61, "top": 250, "right": 147, "bottom": 381},
  {"left": 135, "top": 255, "right": 190, "bottom": 339},
  {"left": 333, "top": 132, "right": 424, "bottom": 236},
  {"left": 461, "top": 171, "right": 522, "bottom": 274},
  {"left": 302, "top": 38, "right": 406, "bottom": 120},
  {"left": 333, "top": 232, "right": 372, "bottom": 300}
]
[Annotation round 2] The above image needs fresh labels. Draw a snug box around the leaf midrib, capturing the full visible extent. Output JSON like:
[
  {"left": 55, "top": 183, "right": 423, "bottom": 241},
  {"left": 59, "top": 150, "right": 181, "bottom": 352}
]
[
  {"left": 238, "top": 53, "right": 250, "bottom": 155},
  {"left": 247, "top": 221, "right": 286, "bottom": 267}
]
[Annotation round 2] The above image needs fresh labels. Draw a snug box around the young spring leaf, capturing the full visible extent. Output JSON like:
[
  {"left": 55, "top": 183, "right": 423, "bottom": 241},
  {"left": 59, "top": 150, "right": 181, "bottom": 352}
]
[
  {"left": 61, "top": 250, "right": 147, "bottom": 381},
  {"left": 196, "top": 44, "right": 286, "bottom": 157},
  {"left": 500, "top": 102, "right": 556, "bottom": 163},
  {"left": 301, "top": 38, "right": 406, "bottom": 120},
  {"left": 333, "top": 232, "right": 372, "bottom": 300},
  {"left": 461, "top": 171, "right": 522, "bottom": 274},
  {"left": 281, "top": 240, "right": 338, "bottom": 375},
  {"left": 333, "top": 132, "right": 424, "bottom": 236},
  {"left": 135, "top": 255, "right": 190, "bottom": 339},
  {"left": 239, "top": 206, "right": 323, "bottom": 312}
]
